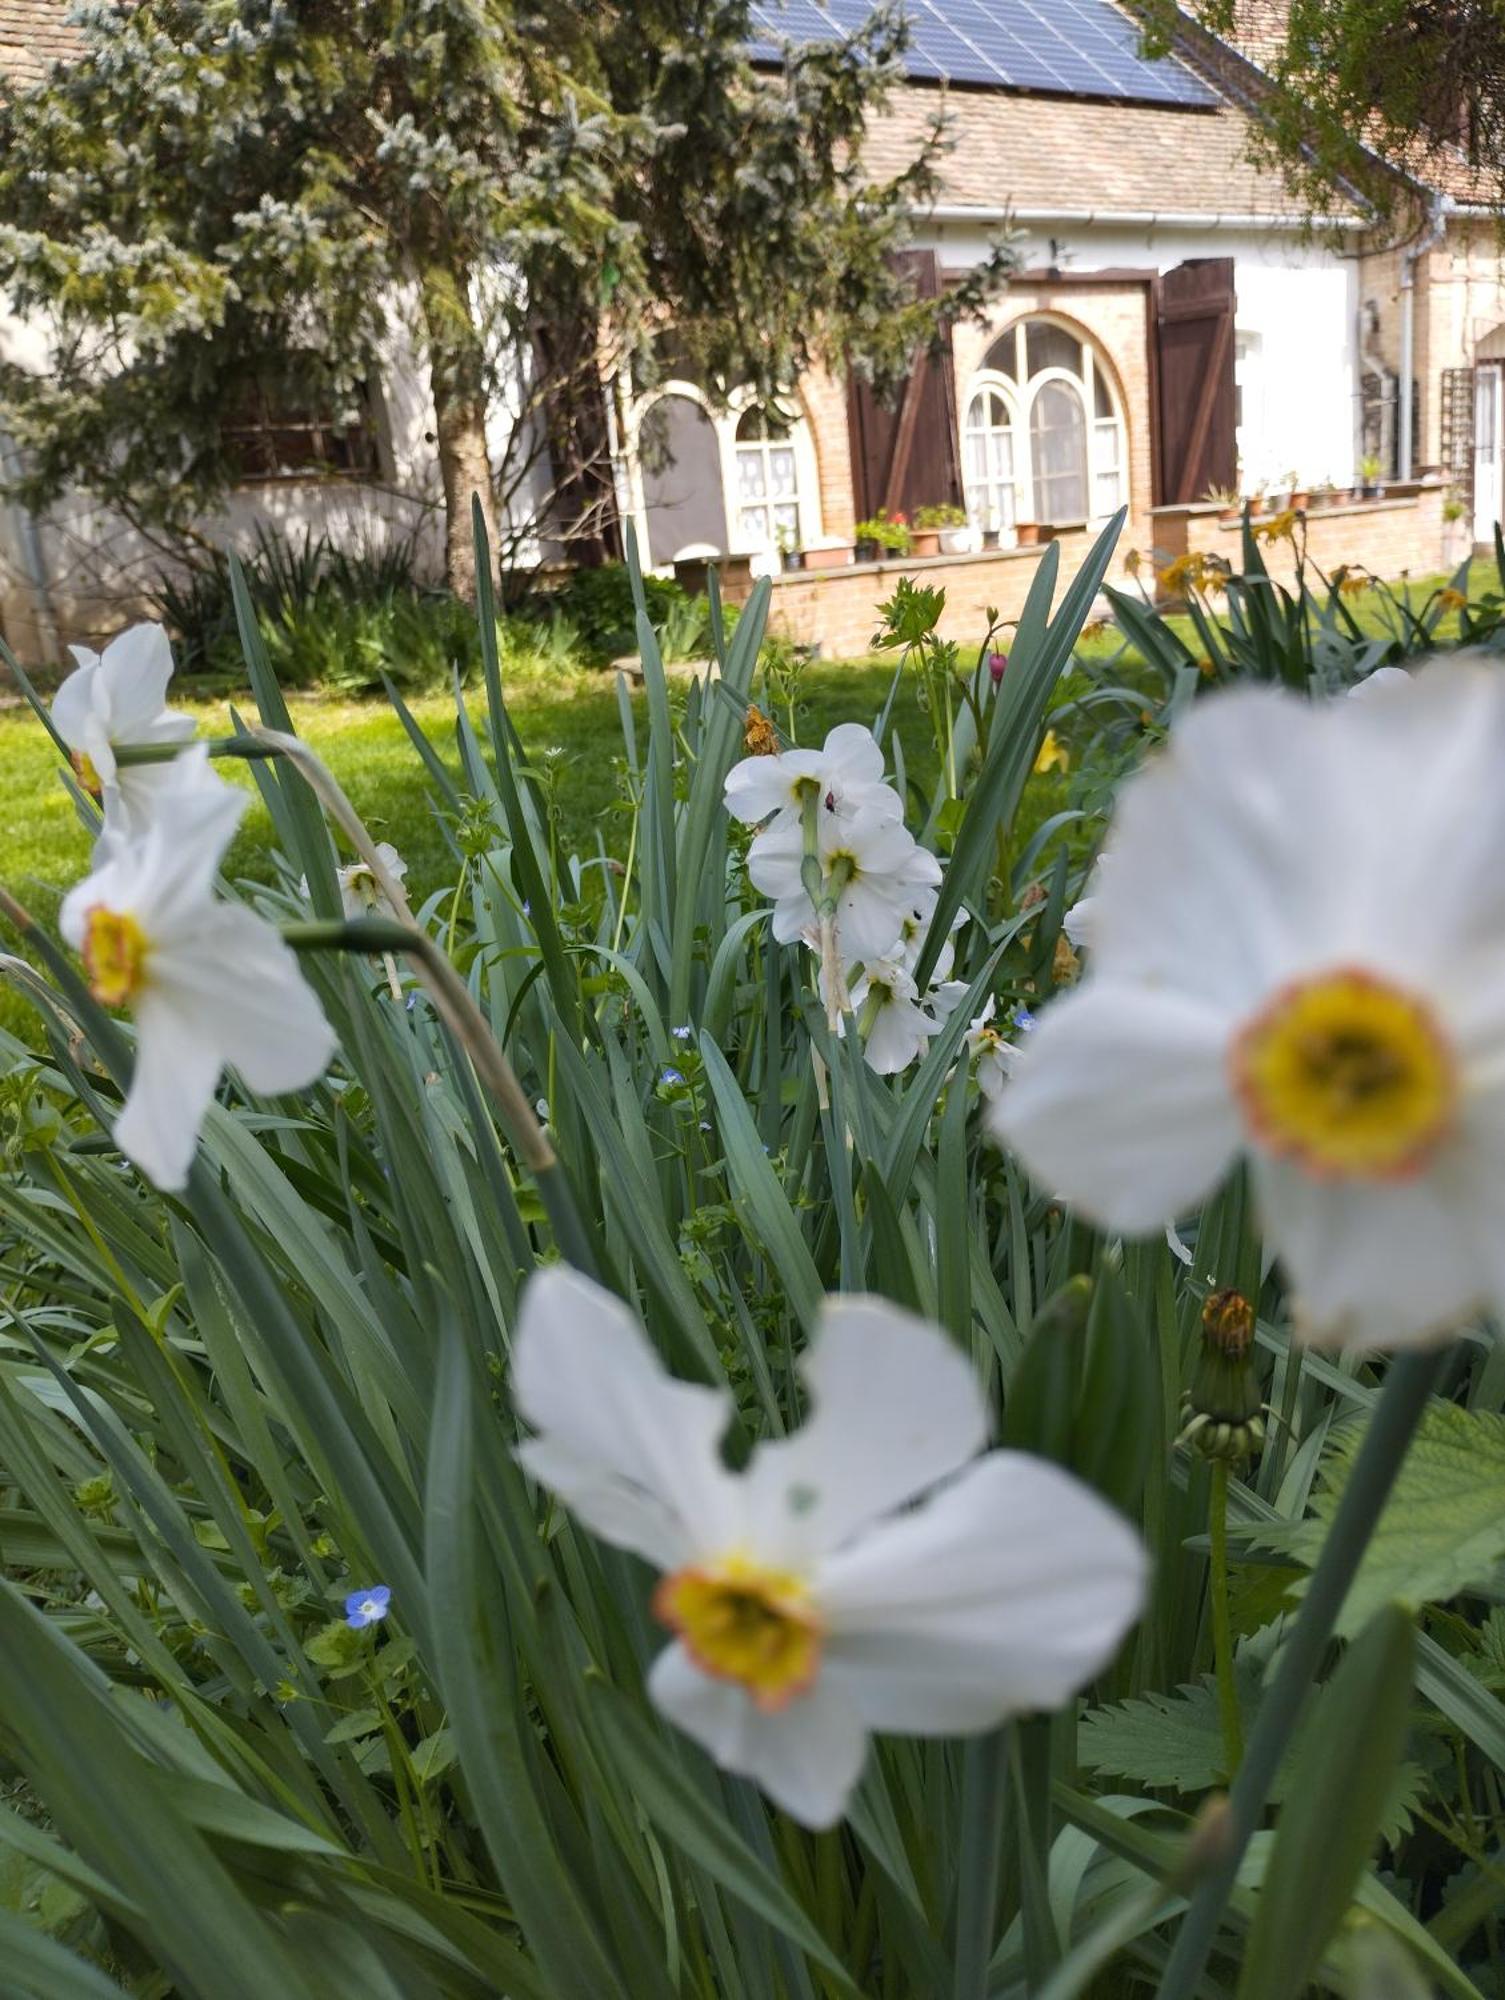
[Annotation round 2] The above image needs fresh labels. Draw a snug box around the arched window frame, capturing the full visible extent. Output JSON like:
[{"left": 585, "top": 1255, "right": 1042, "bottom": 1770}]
[
  {"left": 960, "top": 316, "right": 1127, "bottom": 538},
  {"left": 960, "top": 370, "right": 1020, "bottom": 538},
  {"left": 622, "top": 378, "right": 824, "bottom": 569}
]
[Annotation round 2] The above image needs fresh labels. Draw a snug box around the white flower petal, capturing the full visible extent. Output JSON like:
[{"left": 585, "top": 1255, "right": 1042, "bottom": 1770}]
[
  {"left": 114, "top": 993, "right": 224, "bottom": 1191},
  {"left": 992, "top": 982, "right": 1240, "bottom": 1232},
  {"left": 97, "top": 622, "right": 178, "bottom": 733},
  {"left": 744, "top": 1297, "right": 988, "bottom": 1566},
  {"left": 511, "top": 1268, "right": 738, "bottom": 1568},
  {"left": 153, "top": 907, "right": 335, "bottom": 1094},
  {"left": 1090, "top": 686, "right": 1340, "bottom": 1005},
  {"left": 1252, "top": 1153, "right": 1486, "bottom": 1349},
  {"left": 50, "top": 657, "right": 102, "bottom": 752},
  {"left": 647, "top": 1641, "right": 868, "bottom": 1829},
  {"left": 818, "top": 1453, "right": 1146, "bottom": 1733}
]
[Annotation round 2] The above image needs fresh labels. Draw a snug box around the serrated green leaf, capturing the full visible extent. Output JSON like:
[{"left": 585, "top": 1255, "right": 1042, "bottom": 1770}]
[
  {"left": 1256, "top": 1401, "right": 1505, "bottom": 1636},
  {"left": 1080, "top": 1671, "right": 1423, "bottom": 1845}
]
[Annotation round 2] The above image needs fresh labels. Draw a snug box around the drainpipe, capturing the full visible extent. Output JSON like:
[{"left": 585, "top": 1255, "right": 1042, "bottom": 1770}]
[
  {"left": 1399, "top": 193, "right": 1448, "bottom": 481},
  {"left": 0, "top": 421, "right": 61, "bottom": 662}
]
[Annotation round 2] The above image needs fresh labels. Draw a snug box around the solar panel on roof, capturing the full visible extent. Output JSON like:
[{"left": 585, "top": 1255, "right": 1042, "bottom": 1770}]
[{"left": 748, "top": 0, "right": 1219, "bottom": 109}]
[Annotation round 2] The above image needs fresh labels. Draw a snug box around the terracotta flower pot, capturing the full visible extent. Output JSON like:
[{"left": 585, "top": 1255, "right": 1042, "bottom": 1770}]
[
  {"left": 1015, "top": 522, "right": 1043, "bottom": 547},
  {"left": 801, "top": 542, "right": 851, "bottom": 572},
  {"left": 910, "top": 529, "right": 942, "bottom": 558}
]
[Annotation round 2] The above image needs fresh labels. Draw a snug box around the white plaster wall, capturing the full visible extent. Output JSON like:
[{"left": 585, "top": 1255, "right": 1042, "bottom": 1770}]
[{"left": 921, "top": 217, "right": 1361, "bottom": 491}]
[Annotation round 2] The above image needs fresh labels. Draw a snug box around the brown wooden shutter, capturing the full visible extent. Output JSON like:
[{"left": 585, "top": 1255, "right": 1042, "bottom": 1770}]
[
  {"left": 1152, "top": 259, "right": 1237, "bottom": 505},
  {"left": 846, "top": 250, "right": 963, "bottom": 520}
]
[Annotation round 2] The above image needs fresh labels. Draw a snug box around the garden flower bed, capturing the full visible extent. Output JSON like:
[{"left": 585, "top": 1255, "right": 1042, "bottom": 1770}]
[{"left": 1, "top": 511, "right": 1503, "bottom": 1995}]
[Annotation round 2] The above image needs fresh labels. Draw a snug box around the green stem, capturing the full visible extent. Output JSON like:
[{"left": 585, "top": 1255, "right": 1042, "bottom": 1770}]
[
  {"left": 1208, "top": 1460, "right": 1243, "bottom": 1779},
  {"left": 1156, "top": 1344, "right": 1447, "bottom": 2000}
]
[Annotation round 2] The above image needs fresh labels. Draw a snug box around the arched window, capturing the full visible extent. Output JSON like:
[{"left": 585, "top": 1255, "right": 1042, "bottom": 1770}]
[
  {"left": 733, "top": 406, "right": 802, "bottom": 552},
  {"left": 961, "top": 318, "right": 1126, "bottom": 536},
  {"left": 627, "top": 382, "right": 823, "bottom": 570}
]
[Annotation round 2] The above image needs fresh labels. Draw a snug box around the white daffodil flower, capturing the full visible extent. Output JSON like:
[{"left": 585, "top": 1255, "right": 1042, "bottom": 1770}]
[
  {"left": 749, "top": 805, "right": 941, "bottom": 964},
  {"left": 336, "top": 842, "right": 408, "bottom": 921},
  {"left": 844, "top": 957, "right": 943, "bottom": 1074},
  {"left": 59, "top": 746, "right": 337, "bottom": 1191},
  {"left": 966, "top": 999, "right": 1019, "bottom": 1102},
  {"left": 1347, "top": 664, "right": 1412, "bottom": 702},
  {"left": 993, "top": 663, "right": 1505, "bottom": 1348},
  {"left": 51, "top": 622, "right": 197, "bottom": 839},
  {"left": 512, "top": 1268, "right": 1147, "bottom": 1828},
  {"left": 724, "top": 722, "right": 902, "bottom": 832}
]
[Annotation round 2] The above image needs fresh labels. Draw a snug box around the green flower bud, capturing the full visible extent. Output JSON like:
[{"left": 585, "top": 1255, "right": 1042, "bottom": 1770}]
[{"left": 1179, "top": 1289, "right": 1265, "bottom": 1464}]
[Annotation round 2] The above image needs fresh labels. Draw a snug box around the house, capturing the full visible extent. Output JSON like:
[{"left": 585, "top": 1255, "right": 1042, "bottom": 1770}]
[{"left": 0, "top": 0, "right": 1485, "bottom": 664}]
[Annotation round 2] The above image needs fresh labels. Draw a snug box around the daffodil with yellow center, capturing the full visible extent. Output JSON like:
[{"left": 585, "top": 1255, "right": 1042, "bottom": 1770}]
[
  {"left": 81, "top": 908, "right": 151, "bottom": 1008},
  {"left": 513, "top": 1269, "right": 1145, "bottom": 1827},
  {"left": 992, "top": 661, "right": 1505, "bottom": 1349},
  {"left": 1233, "top": 970, "right": 1457, "bottom": 1180},
  {"left": 655, "top": 1556, "right": 822, "bottom": 1711},
  {"left": 51, "top": 621, "right": 196, "bottom": 847},
  {"left": 60, "top": 747, "right": 335, "bottom": 1191}
]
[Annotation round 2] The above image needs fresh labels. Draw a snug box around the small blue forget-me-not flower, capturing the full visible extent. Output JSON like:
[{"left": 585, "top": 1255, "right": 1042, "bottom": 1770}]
[{"left": 345, "top": 1585, "right": 392, "bottom": 1630}]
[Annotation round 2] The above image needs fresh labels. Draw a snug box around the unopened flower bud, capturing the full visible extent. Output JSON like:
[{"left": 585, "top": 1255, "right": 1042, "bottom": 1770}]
[
  {"left": 1180, "top": 1288, "right": 1264, "bottom": 1463},
  {"left": 1202, "top": 1288, "right": 1254, "bottom": 1359}
]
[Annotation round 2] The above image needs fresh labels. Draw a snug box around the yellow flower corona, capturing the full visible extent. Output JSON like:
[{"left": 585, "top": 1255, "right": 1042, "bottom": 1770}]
[
  {"left": 655, "top": 1557, "right": 823, "bottom": 1710},
  {"left": 1232, "top": 970, "right": 1457, "bottom": 1180},
  {"left": 82, "top": 907, "right": 150, "bottom": 1007}
]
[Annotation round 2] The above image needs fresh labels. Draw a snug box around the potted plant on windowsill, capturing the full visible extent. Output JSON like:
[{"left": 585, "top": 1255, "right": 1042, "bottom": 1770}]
[
  {"left": 1015, "top": 521, "right": 1044, "bottom": 547},
  {"left": 1358, "top": 454, "right": 1385, "bottom": 500},
  {"left": 776, "top": 526, "right": 803, "bottom": 573},
  {"left": 912, "top": 503, "right": 969, "bottom": 556},
  {"left": 1204, "top": 483, "right": 1240, "bottom": 526},
  {"left": 853, "top": 512, "right": 912, "bottom": 563}
]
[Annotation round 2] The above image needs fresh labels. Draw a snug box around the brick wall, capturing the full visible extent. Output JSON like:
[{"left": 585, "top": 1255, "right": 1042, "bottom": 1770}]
[
  {"left": 1163, "top": 486, "right": 1451, "bottom": 594},
  {"left": 710, "top": 487, "right": 1452, "bottom": 660},
  {"left": 800, "top": 365, "right": 856, "bottom": 541},
  {"left": 725, "top": 526, "right": 1110, "bottom": 659}
]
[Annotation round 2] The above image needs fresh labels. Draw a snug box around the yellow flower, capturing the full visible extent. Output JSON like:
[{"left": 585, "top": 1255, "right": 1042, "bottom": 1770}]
[
  {"left": 1034, "top": 729, "right": 1070, "bottom": 775},
  {"left": 1438, "top": 587, "right": 1467, "bottom": 613},
  {"left": 1257, "top": 509, "right": 1298, "bottom": 543},
  {"left": 1124, "top": 548, "right": 1142, "bottom": 576},
  {"left": 1339, "top": 573, "right": 1371, "bottom": 598}
]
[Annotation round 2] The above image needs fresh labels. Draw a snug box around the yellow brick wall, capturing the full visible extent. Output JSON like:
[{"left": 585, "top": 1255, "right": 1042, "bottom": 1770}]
[{"left": 713, "top": 489, "right": 1450, "bottom": 660}]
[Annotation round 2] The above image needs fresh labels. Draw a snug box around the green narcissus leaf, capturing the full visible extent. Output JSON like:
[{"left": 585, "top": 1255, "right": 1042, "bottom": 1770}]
[
  {"left": 1079, "top": 1669, "right": 1424, "bottom": 1846},
  {"left": 1252, "top": 1402, "right": 1505, "bottom": 1637}
]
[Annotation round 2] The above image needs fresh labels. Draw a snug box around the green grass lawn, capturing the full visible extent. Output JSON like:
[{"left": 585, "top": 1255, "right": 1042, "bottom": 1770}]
[{"left": 0, "top": 663, "right": 922, "bottom": 912}]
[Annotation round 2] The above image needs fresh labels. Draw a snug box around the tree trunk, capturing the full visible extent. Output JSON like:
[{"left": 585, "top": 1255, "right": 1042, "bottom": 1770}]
[
  {"left": 531, "top": 295, "right": 622, "bottom": 568},
  {"left": 418, "top": 258, "right": 500, "bottom": 601}
]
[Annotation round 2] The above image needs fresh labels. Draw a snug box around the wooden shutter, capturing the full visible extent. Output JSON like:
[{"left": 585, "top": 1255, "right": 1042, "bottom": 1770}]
[
  {"left": 1153, "top": 259, "right": 1237, "bottom": 504},
  {"left": 846, "top": 250, "right": 963, "bottom": 520}
]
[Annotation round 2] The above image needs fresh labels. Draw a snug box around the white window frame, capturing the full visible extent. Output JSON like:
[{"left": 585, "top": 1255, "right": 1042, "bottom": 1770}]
[
  {"left": 960, "top": 317, "right": 1127, "bottom": 538},
  {"left": 622, "top": 378, "right": 824, "bottom": 569}
]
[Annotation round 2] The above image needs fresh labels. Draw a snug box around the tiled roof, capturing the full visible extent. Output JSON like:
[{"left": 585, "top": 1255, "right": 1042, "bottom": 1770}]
[
  {"left": 0, "top": 0, "right": 84, "bottom": 88},
  {"left": 867, "top": 80, "right": 1318, "bottom": 219}
]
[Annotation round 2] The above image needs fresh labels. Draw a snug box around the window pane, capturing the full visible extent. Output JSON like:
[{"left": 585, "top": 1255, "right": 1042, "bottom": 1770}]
[
  {"left": 1094, "top": 470, "right": 1122, "bottom": 514},
  {"left": 736, "top": 408, "right": 767, "bottom": 441},
  {"left": 981, "top": 332, "right": 1017, "bottom": 379},
  {"left": 1025, "top": 321, "right": 1082, "bottom": 380},
  {"left": 774, "top": 502, "right": 800, "bottom": 541},
  {"left": 769, "top": 447, "right": 797, "bottom": 497},
  {"left": 1030, "top": 380, "right": 1088, "bottom": 522},
  {"left": 736, "top": 448, "right": 767, "bottom": 500},
  {"left": 740, "top": 505, "right": 769, "bottom": 543},
  {"left": 1094, "top": 370, "right": 1114, "bottom": 420},
  {"left": 1093, "top": 418, "right": 1120, "bottom": 468}
]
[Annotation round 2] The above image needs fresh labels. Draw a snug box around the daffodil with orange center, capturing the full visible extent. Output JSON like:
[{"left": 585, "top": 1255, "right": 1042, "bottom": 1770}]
[
  {"left": 992, "top": 660, "right": 1505, "bottom": 1348},
  {"left": 512, "top": 1269, "right": 1146, "bottom": 1827}
]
